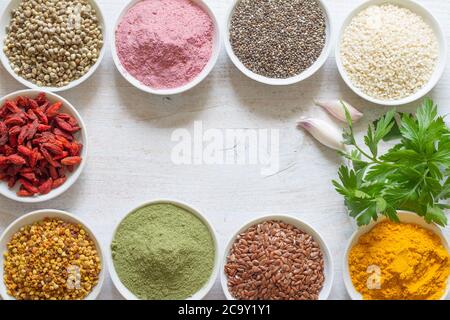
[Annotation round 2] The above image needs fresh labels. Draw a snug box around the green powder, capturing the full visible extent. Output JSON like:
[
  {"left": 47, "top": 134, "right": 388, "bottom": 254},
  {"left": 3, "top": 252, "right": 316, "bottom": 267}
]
[{"left": 111, "top": 203, "right": 215, "bottom": 300}]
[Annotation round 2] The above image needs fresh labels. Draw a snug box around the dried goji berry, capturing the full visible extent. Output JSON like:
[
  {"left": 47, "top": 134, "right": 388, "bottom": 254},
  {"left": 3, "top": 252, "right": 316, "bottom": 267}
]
[
  {"left": 4, "top": 100, "right": 21, "bottom": 113},
  {"left": 7, "top": 154, "right": 26, "bottom": 165},
  {"left": 8, "top": 126, "right": 21, "bottom": 136},
  {"left": 0, "top": 121, "right": 8, "bottom": 146},
  {"left": 52, "top": 177, "right": 67, "bottom": 189},
  {"left": 40, "top": 147, "right": 60, "bottom": 168},
  {"left": 29, "top": 151, "right": 38, "bottom": 168},
  {"left": 34, "top": 108, "right": 48, "bottom": 124},
  {"left": 20, "top": 167, "right": 33, "bottom": 174},
  {"left": 26, "top": 120, "right": 39, "bottom": 140},
  {"left": 28, "top": 99, "right": 39, "bottom": 109},
  {"left": 8, "top": 176, "right": 17, "bottom": 188},
  {"left": 3, "top": 145, "right": 14, "bottom": 156},
  {"left": 18, "top": 145, "right": 33, "bottom": 157},
  {"left": 53, "top": 128, "right": 74, "bottom": 141},
  {"left": 16, "top": 96, "right": 29, "bottom": 109},
  {"left": 19, "top": 178, "right": 39, "bottom": 194},
  {"left": 35, "top": 92, "right": 48, "bottom": 106},
  {"left": 5, "top": 116, "right": 25, "bottom": 126},
  {"left": 20, "top": 172, "right": 38, "bottom": 184},
  {"left": 38, "top": 178, "right": 53, "bottom": 195},
  {"left": 17, "top": 188, "right": 33, "bottom": 197},
  {"left": 43, "top": 142, "right": 64, "bottom": 155},
  {"left": 49, "top": 166, "right": 59, "bottom": 180},
  {"left": 0, "top": 93, "right": 82, "bottom": 195},
  {"left": 37, "top": 124, "right": 51, "bottom": 132},
  {"left": 46, "top": 102, "right": 62, "bottom": 118},
  {"left": 55, "top": 117, "right": 75, "bottom": 132},
  {"left": 61, "top": 156, "right": 82, "bottom": 166},
  {"left": 8, "top": 134, "right": 18, "bottom": 148},
  {"left": 18, "top": 125, "right": 29, "bottom": 145},
  {"left": 54, "top": 151, "right": 69, "bottom": 161},
  {"left": 27, "top": 109, "right": 38, "bottom": 121}
]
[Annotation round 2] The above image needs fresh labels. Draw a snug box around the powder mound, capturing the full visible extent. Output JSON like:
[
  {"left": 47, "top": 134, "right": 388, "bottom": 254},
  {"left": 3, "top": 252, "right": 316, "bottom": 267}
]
[
  {"left": 349, "top": 221, "right": 450, "bottom": 300},
  {"left": 116, "top": 0, "right": 214, "bottom": 89},
  {"left": 111, "top": 203, "right": 215, "bottom": 300}
]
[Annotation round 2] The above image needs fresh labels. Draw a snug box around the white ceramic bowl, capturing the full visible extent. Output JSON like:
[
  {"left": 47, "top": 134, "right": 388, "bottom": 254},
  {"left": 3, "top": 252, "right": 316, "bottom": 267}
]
[
  {"left": 220, "top": 214, "right": 334, "bottom": 300},
  {"left": 224, "top": 0, "right": 333, "bottom": 86},
  {"left": 343, "top": 211, "right": 450, "bottom": 300},
  {"left": 0, "top": 90, "right": 88, "bottom": 203},
  {"left": 0, "top": 209, "right": 106, "bottom": 300},
  {"left": 0, "top": 0, "right": 106, "bottom": 92},
  {"left": 335, "top": 0, "right": 447, "bottom": 106},
  {"left": 111, "top": 0, "right": 221, "bottom": 95},
  {"left": 108, "top": 199, "right": 220, "bottom": 300}
]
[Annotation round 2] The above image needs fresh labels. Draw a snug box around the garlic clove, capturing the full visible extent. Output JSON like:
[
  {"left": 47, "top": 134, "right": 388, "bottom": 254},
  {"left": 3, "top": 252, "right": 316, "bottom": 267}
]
[
  {"left": 297, "top": 117, "right": 345, "bottom": 151},
  {"left": 314, "top": 99, "right": 363, "bottom": 123}
]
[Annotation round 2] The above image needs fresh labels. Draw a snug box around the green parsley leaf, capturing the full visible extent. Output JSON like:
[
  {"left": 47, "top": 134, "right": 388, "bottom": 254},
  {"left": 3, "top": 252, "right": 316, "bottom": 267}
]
[{"left": 333, "top": 99, "right": 450, "bottom": 226}]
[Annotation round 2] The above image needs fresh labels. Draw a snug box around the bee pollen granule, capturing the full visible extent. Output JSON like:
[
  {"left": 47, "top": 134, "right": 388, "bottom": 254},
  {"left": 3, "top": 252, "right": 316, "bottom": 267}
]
[{"left": 3, "top": 218, "right": 101, "bottom": 300}]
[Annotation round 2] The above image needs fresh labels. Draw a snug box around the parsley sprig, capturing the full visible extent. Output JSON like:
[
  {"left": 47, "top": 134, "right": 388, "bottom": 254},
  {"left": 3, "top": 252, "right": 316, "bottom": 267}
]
[{"left": 333, "top": 99, "right": 450, "bottom": 226}]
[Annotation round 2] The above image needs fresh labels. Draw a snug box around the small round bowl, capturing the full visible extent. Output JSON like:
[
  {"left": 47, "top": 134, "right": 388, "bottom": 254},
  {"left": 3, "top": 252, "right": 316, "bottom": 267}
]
[
  {"left": 0, "top": 89, "right": 88, "bottom": 203},
  {"left": 335, "top": 0, "right": 447, "bottom": 106},
  {"left": 0, "top": 209, "right": 106, "bottom": 300},
  {"left": 111, "top": 0, "right": 221, "bottom": 96},
  {"left": 220, "top": 214, "right": 334, "bottom": 300},
  {"left": 108, "top": 199, "right": 220, "bottom": 300},
  {"left": 224, "top": 0, "right": 333, "bottom": 86},
  {"left": 343, "top": 211, "right": 450, "bottom": 300},
  {"left": 0, "top": 0, "right": 106, "bottom": 92}
]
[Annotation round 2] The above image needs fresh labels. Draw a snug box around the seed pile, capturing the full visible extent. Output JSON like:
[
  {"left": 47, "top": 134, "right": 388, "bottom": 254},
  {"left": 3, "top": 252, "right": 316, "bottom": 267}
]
[
  {"left": 230, "top": 0, "right": 326, "bottom": 79},
  {"left": 225, "top": 220, "right": 325, "bottom": 300},
  {"left": 0, "top": 93, "right": 83, "bottom": 197},
  {"left": 3, "top": 218, "right": 101, "bottom": 300},
  {"left": 3, "top": 0, "right": 103, "bottom": 88},
  {"left": 340, "top": 4, "right": 438, "bottom": 101}
]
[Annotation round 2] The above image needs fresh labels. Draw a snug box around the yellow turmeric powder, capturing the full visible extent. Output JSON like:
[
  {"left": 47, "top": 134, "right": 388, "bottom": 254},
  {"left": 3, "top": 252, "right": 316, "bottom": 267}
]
[{"left": 349, "top": 220, "right": 450, "bottom": 300}]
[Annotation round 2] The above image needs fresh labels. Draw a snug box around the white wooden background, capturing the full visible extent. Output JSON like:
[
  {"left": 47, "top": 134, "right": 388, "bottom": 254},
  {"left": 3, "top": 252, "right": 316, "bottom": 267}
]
[{"left": 0, "top": 0, "right": 449, "bottom": 300}]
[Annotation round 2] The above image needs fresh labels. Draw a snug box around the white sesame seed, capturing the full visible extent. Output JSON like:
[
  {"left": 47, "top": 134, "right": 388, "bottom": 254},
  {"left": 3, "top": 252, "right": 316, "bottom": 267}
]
[{"left": 340, "top": 4, "right": 438, "bottom": 101}]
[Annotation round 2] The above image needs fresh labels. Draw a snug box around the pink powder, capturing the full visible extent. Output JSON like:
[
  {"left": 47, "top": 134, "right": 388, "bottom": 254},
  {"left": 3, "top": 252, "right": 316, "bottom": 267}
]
[{"left": 116, "top": 0, "right": 214, "bottom": 89}]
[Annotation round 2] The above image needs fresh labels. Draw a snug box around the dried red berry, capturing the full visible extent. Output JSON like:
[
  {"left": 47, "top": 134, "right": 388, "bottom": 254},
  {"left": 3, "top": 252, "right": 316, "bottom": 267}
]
[
  {"left": 7, "top": 154, "right": 26, "bottom": 165},
  {"left": 61, "top": 156, "right": 82, "bottom": 166},
  {"left": 38, "top": 178, "right": 53, "bottom": 195},
  {"left": 46, "top": 102, "right": 62, "bottom": 118},
  {"left": 0, "top": 93, "right": 83, "bottom": 196}
]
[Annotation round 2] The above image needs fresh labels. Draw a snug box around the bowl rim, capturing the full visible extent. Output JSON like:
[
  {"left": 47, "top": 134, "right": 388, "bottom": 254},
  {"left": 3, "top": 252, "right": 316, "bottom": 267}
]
[
  {"left": 223, "top": 0, "right": 333, "bottom": 86},
  {"left": 0, "top": 89, "right": 88, "bottom": 203},
  {"left": 343, "top": 210, "right": 450, "bottom": 300},
  {"left": 107, "top": 199, "right": 220, "bottom": 300},
  {"left": 0, "top": 0, "right": 107, "bottom": 92},
  {"left": 335, "top": 0, "right": 448, "bottom": 106},
  {"left": 220, "top": 214, "right": 334, "bottom": 300},
  {"left": 110, "top": 0, "right": 222, "bottom": 96},
  {"left": 0, "top": 209, "right": 106, "bottom": 300}
]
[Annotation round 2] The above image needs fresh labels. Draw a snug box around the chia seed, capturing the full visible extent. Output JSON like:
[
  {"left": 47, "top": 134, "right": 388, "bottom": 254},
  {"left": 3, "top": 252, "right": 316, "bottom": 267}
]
[{"left": 230, "top": 0, "right": 327, "bottom": 79}]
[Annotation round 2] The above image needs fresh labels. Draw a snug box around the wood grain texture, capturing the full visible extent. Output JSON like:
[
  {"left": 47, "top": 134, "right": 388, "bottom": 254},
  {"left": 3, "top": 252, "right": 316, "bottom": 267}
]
[{"left": 0, "top": 0, "right": 449, "bottom": 300}]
